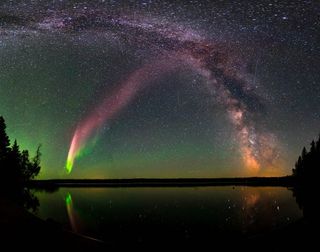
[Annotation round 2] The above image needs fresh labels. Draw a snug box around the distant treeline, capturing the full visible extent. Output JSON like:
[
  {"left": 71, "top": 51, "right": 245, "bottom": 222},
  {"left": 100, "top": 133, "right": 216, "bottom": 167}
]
[{"left": 28, "top": 177, "right": 294, "bottom": 188}]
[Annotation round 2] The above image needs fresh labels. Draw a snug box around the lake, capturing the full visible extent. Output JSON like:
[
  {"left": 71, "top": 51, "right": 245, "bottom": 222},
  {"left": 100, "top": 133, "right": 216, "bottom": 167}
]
[{"left": 32, "top": 186, "right": 303, "bottom": 248}]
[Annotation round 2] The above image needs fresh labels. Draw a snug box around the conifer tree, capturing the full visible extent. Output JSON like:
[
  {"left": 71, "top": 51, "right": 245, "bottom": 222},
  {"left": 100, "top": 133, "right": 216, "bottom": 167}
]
[{"left": 0, "top": 116, "right": 41, "bottom": 183}]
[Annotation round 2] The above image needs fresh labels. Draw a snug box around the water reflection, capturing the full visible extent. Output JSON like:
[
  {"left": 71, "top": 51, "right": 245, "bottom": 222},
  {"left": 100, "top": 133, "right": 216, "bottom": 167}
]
[
  {"left": 20, "top": 188, "right": 40, "bottom": 213},
  {"left": 65, "top": 193, "right": 82, "bottom": 233},
  {"left": 241, "top": 189, "right": 260, "bottom": 233},
  {"left": 292, "top": 186, "right": 319, "bottom": 223},
  {"left": 33, "top": 186, "right": 303, "bottom": 245},
  {"left": 2, "top": 187, "right": 40, "bottom": 213}
]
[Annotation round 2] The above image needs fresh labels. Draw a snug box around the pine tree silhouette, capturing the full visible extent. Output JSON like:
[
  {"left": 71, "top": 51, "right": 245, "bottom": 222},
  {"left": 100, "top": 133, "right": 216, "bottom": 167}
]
[
  {"left": 0, "top": 116, "right": 41, "bottom": 185},
  {"left": 0, "top": 116, "right": 10, "bottom": 165},
  {"left": 292, "top": 134, "right": 320, "bottom": 184}
]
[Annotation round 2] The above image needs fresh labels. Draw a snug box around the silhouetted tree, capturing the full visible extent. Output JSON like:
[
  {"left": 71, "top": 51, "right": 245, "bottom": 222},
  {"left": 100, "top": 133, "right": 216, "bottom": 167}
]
[
  {"left": 316, "top": 135, "right": 320, "bottom": 152},
  {"left": 293, "top": 156, "right": 302, "bottom": 177},
  {"left": 8, "top": 140, "right": 21, "bottom": 179},
  {"left": 301, "top": 147, "right": 307, "bottom": 159},
  {"left": 0, "top": 116, "right": 41, "bottom": 185},
  {"left": 0, "top": 116, "right": 41, "bottom": 212},
  {"left": 292, "top": 134, "right": 320, "bottom": 225},
  {"left": 0, "top": 116, "right": 10, "bottom": 170},
  {"left": 310, "top": 140, "right": 316, "bottom": 153},
  {"left": 21, "top": 146, "right": 41, "bottom": 180},
  {"left": 292, "top": 134, "right": 320, "bottom": 184}
]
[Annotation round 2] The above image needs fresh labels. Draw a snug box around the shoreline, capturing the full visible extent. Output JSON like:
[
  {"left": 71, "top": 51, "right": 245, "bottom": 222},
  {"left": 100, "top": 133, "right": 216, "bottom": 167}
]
[
  {"left": 0, "top": 197, "right": 106, "bottom": 251},
  {"left": 28, "top": 176, "right": 295, "bottom": 188}
]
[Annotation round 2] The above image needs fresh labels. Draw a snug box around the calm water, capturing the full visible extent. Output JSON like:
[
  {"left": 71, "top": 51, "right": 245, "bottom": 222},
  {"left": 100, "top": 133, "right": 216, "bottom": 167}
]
[{"left": 32, "top": 186, "right": 302, "bottom": 246}]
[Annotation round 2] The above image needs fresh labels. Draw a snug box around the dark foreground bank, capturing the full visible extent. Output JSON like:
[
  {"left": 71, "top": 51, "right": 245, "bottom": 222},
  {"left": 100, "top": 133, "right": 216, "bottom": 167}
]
[{"left": 0, "top": 196, "right": 105, "bottom": 252}]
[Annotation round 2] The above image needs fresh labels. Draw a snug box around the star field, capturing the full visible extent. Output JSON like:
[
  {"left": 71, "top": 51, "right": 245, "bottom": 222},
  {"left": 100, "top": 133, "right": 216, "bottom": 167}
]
[{"left": 0, "top": 0, "right": 319, "bottom": 178}]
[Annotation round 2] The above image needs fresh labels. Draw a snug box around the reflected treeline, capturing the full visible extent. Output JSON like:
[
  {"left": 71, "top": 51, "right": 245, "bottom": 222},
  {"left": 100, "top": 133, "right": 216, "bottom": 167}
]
[
  {"left": 18, "top": 188, "right": 39, "bottom": 213},
  {"left": 292, "top": 186, "right": 319, "bottom": 223},
  {"left": 0, "top": 185, "right": 39, "bottom": 213},
  {"left": 291, "top": 134, "right": 320, "bottom": 223},
  {"left": 1, "top": 185, "right": 59, "bottom": 213}
]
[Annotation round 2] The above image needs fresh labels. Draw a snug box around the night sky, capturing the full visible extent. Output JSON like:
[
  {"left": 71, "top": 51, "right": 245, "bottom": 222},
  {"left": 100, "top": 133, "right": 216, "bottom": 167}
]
[{"left": 0, "top": 0, "right": 319, "bottom": 179}]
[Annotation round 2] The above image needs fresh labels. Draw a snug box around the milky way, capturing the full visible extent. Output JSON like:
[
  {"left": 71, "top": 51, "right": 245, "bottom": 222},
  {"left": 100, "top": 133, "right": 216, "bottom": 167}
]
[
  {"left": 1, "top": 1, "right": 319, "bottom": 178},
  {"left": 31, "top": 9, "right": 279, "bottom": 173}
]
